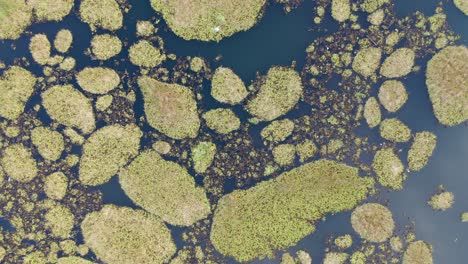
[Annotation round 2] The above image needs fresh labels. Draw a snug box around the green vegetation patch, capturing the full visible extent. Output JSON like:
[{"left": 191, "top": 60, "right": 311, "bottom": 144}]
[
  {"left": 379, "top": 118, "right": 411, "bottom": 142},
  {"left": 323, "top": 252, "right": 348, "bottom": 264},
  {"left": 407, "top": 131, "right": 437, "bottom": 171},
  {"left": 0, "top": 0, "right": 32, "bottom": 40},
  {"left": 352, "top": 47, "right": 382, "bottom": 77},
  {"left": 44, "top": 171, "right": 68, "bottom": 200},
  {"left": 119, "top": 150, "right": 211, "bottom": 226},
  {"left": 454, "top": 0, "right": 468, "bottom": 15},
  {"left": 30, "top": 34, "right": 51, "bottom": 65},
  {"left": 428, "top": 191, "right": 454, "bottom": 211},
  {"left": 211, "top": 67, "right": 248, "bottom": 105},
  {"left": 191, "top": 141, "right": 216, "bottom": 174},
  {"left": 203, "top": 108, "right": 240, "bottom": 134},
  {"left": 0, "top": 66, "right": 36, "bottom": 120},
  {"left": 31, "top": 126, "right": 65, "bottom": 161},
  {"left": 426, "top": 45, "right": 468, "bottom": 126},
  {"left": 335, "top": 234, "right": 353, "bottom": 249},
  {"left": 378, "top": 80, "right": 408, "bottom": 113},
  {"left": 402, "top": 241, "right": 433, "bottom": 264},
  {"left": 351, "top": 203, "right": 394, "bottom": 242},
  {"left": 296, "top": 139, "right": 318, "bottom": 162},
  {"left": 95, "top": 95, "right": 113, "bottom": 111},
  {"left": 129, "top": 40, "right": 166, "bottom": 67},
  {"left": 461, "top": 212, "right": 468, "bottom": 222},
  {"left": 28, "top": 0, "right": 73, "bottom": 22},
  {"left": 380, "top": 48, "right": 415, "bottom": 78},
  {"left": 364, "top": 97, "right": 381, "bottom": 128},
  {"left": 1, "top": 144, "right": 37, "bottom": 182},
  {"left": 90, "top": 34, "right": 122, "bottom": 60},
  {"left": 42, "top": 84, "right": 96, "bottom": 134},
  {"left": 57, "top": 257, "right": 95, "bottom": 264},
  {"left": 210, "top": 159, "right": 374, "bottom": 262},
  {"left": 79, "top": 124, "right": 142, "bottom": 186},
  {"left": 273, "top": 143, "right": 296, "bottom": 166},
  {"left": 332, "top": 0, "right": 351, "bottom": 22},
  {"left": 261, "top": 119, "right": 294, "bottom": 143},
  {"left": 136, "top": 20, "right": 155, "bottom": 37},
  {"left": 76, "top": 67, "right": 120, "bottom": 94},
  {"left": 79, "top": 0, "right": 123, "bottom": 31},
  {"left": 150, "top": 0, "right": 267, "bottom": 42},
  {"left": 54, "top": 29, "right": 73, "bottom": 53},
  {"left": 372, "top": 148, "right": 406, "bottom": 190},
  {"left": 138, "top": 76, "right": 200, "bottom": 139},
  {"left": 45, "top": 204, "right": 75, "bottom": 238},
  {"left": 81, "top": 205, "right": 176, "bottom": 264},
  {"left": 246, "top": 66, "right": 303, "bottom": 121}
]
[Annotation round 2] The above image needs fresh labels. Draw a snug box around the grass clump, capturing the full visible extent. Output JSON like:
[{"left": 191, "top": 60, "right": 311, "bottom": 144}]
[
  {"left": 54, "top": 29, "right": 73, "bottom": 53},
  {"left": 44, "top": 172, "right": 68, "bottom": 200},
  {"left": 335, "top": 234, "right": 353, "bottom": 249},
  {"left": 428, "top": 190, "right": 454, "bottom": 211},
  {"left": 211, "top": 67, "right": 248, "bottom": 105},
  {"left": 203, "top": 108, "right": 240, "bottom": 134},
  {"left": 352, "top": 47, "right": 382, "bottom": 77},
  {"left": 95, "top": 95, "right": 113, "bottom": 111},
  {"left": 0, "top": 66, "right": 36, "bottom": 120},
  {"left": 296, "top": 139, "right": 318, "bottom": 162},
  {"left": 31, "top": 126, "right": 65, "bottom": 161},
  {"left": 81, "top": 205, "right": 176, "bottom": 264},
  {"left": 90, "top": 34, "right": 122, "bottom": 60},
  {"left": 119, "top": 150, "right": 211, "bottom": 226},
  {"left": 1, "top": 144, "right": 37, "bottom": 182},
  {"left": 261, "top": 119, "right": 294, "bottom": 143},
  {"left": 76, "top": 67, "right": 120, "bottom": 94},
  {"left": 403, "top": 241, "right": 433, "bottom": 264},
  {"left": 372, "top": 148, "right": 406, "bottom": 190},
  {"left": 42, "top": 85, "right": 96, "bottom": 134},
  {"left": 364, "top": 97, "right": 381, "bottom": 128},
  {"left": 454, "top": 0, "right": 468, "bottom": 15},
  {"left": 136, "top": 20, "right": 155, "bottom": 37},
  {"left": 150, "top": 0, "right": 266, "bottom": 42},
  {"left": 332, "top": 0, "right": 351, "bottom": 22},
  {"left": 351, "top": 203, "right": 395, "bottom": 242},
  {"left": 426, "top": 46, "right": 468, "bottom": 126},
  {"left": 378, "top": 80, "right": 408, "bottom": 113},
  {"left": 323, "top": 252, "right": 348, "bottom": 264},
  {"left": 380, "top": 48, "right": 415, "bottom": 78},
  {"left": 28, "top": 0, "right": 73, "bottom": 22},
  {"left": 57, "top": 256, "right": 94, "bottom": 264},
  {"left": 273, "top": 144, "right": 296, "bottom": 166},
  {"left": 379, "top": 118, "right": 411, "bottom": 142},
  {"left": 45, "top": 204, "right": 75, "bottom": 238},
  {"left": 461, "top": 212, "right": 468, "bottom": 222},
  {"left": 79, "top": 124, "right": 142, "bottom": 186},
  {"left": 246, "top": 66, "right": 303, "bottom": 121},
  {"left": 191, "top": 141, "right": 216, "bottom": 174},
  {"left": 407, "top": 131, "right": 437, "bottom": 171},
  {"left": 0, "top": 0, "right": 32, "bottom": 40},
  {"left": 79, "top": 0, "right": 122, "bottom": 31},
  {"left": 129, "top": 40, "right": 165, "bottom": 68},
  {"left": 210, "top": 159, "right": 374, "bottom": 262},
  {"left": 138, "top": 76, "right": 200, "bottom": 139},
  {"left": 30, "top": 34, "right": 51, "bottom": 65}
]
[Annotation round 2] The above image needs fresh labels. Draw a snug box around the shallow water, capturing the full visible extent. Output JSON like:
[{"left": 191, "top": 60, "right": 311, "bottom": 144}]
[{"left": 0, "top": 0, "right": 466, "bottom": 263}]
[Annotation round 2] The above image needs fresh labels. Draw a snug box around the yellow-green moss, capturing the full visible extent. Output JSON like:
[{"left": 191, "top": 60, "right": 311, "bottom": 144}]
[
  {"left": 138, "top": 76, "right": 200, "bottom": 139},
  {"left": 454, "top": 0, "right": 468, "bottom": 15},
  {"left": 136, "top": 20, "right": 155, "bottom": 37},
  {"left": 296, "top": 139, "right": 318, "bottom": 162},
  {"left": 45, "top": 204, "right": 75, "bottom": 238},
  {"left": 273, "top": 144, "right": 296, "bottom": 166},
  {"left": 211, "top": 67, "right": 248, "bottom": 105},
  {"left": 129, "top": 40, "right": 166, "bottom": 68},
  {"left": 407, "top": 131, "right": 437, "bottom": 171},
  {"left": 81, "top": 205, "right": 176, "bottom": 264},
  {"left": 0, "top": 66, "right": 36, "bottom": 120},
  {"left": 380, "top": 48, "right": 415, "bottom": 78},
  {"left": 57, "top": 256, "right": 95, "bottom": 264},
  {"left": 1, "top": 144, "right": 37, "bottom": 182},
  {"left": 332, "top": 0, "right": 351, "bottom": 22},
  {"left": 428, "top": 191, "right": 454, "bottom": 211},
  {"left": 119, "top": 150, "right": 211, "bottom": 226},
  {"left": 30, "top": 34, "right": 51, "bottom": 65},
  {"left": 44, "top": 172, "right": 68, "bottom": 200},
  {"left": 335, "top": 234, "right": 353, "bottom": 249},
  {"left": 79, "top": 124, "right": 142, "bottom": 186},
  {"left": 76, "top": 67, "right": 120, "bottom": 94},
  {"left": 28, "top": 0, "right": 73, "bottom": 22},
  {"left": 191, "top": 141, "right": 216, "bottom": 174},
  {"left": 351, "top": 203, "right": 394, "bottom": 242},
  {"left": 54, "top": 29, "right": 73, "bottom": 53},
  {"left": 323, "top": 252, "right": 348, "bottom": 264},
  {"left": 79, "top": 0, "right": 122, "bottom": 31},
  {"left": 364, "top": 97, "right": 381, "bottom": 128},
  {"left": 0, "top": 0, "right": 32, "bottom": 40},
  {"left": 95, "top": 95, "right": 113, "bottom": 111},
  {"left": 31, "top": 126, "right": 65, "bottom": 161},
  {"left": 378, "top": 80, "right": 408, "bottom": 113},
  {"left": 402, "top": 241, "right": 433, "bottom": 264},
  {"left": 372, "top": 148, "right": 406, "bottom": 190},
  {"left": 379, "top": 118, "right": 411, "bottom": 142},
  {"left": 203, "top": 108, "right": 240, "bottom": 134},
  {"left": 352, "top": 47, "right": 382, "bottom": 77},
  {"left": 90, "top": 34, "right": 122, "bottom": 60},
  {"left": 261, "top": 119, "right": 294, "bottom": 143}
]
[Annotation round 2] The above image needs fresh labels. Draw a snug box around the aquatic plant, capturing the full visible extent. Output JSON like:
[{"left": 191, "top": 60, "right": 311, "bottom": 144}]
[
  {"left": 402, "top": 241, "right": 433, "bottom": 264},
  {"left": 203, "top": 108, "right": 240, "bottom": 134},
  {"left": 261, "top": 119, "right": 295, "bottom": 143},
  {"left": 136, "top": 20, "right": 155, "bottom": 37},
  {"left": 296, "top": 139, "right": 318, "bottom": 162},
  {"left": 380, "top": 48, "right": 415, "bottom": 78},
  {"left": 273, "top": 143, "right": 296, "bottom": 166},
  {"left": 54, "top": 29, "right": 73, "bottom": 53},
  {"left": 79, "top": 0, "right": 123, "bottom": 31},
  {"left": 407, "top": 132, "right": 437, "bottom": 171},
  {"left": 379, "top": 118, "right": 411, "bottom": 142},
  {"left": 1, "top": 144, "right": 37, "bottom": 182},
  {"left": 76, "top": 67, "right": 120, "bottom": 94},
  {"left": 0, "top": 0, "right": 32, "bottom": 39},
  {"left": 129, "top": 40, "right": 166, "bottom": 67},
  {"left": 372, "top": 147, "right": 406, "bottom": 190},
  {"left": 352, "top": 47, "right": 382, "bottom": 77},
  {"left": 44, "top": 172, "right": 68, "bottom": 200},
  {"left": 28, "top": 0, "right": 73, "bottom": 22},
  {"left": 323, "top": 252, "right": 348, "bottom": 264},
  {"left": 0, "top": 66, "right": 36, "bottom": 120},
  {"left": 211, "top": 67, "right": 249, "bottom": 105},
  {"left": 364, "top": 97, "right": 381, "bottom": 128},
  {"left": 332, "top": 0, "right": 351, "bottom": 22},
  {"left": 378, "top": 80, "right": 408, "bottom": 113},
  {"left": 31, "top": 126, "right": 65, "bottom": 161},
  {"left": 351, "top": 203, "right": 395, "bottom": 242},
  {"left": 454, "top": 0, "right": 468, "bottom": 15},
  {"left": 191, "top": 141, "right": 217, "bottom": 174},
  {"left": 45, "top": 203, "right": 75, "bottom": 238},
  {"left": 30, "top": 34, "right": 51, "bottom": 65},
  {"left": 90, "top": 34, "right": 122, "bottom": 60},
  {"left": 428, "top": 190, "right": 454, "bottom": 211}
]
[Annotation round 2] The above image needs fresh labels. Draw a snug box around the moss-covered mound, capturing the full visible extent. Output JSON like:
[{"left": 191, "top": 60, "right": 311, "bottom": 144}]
[
  {"left": 79, "top": 0, "right": 122, "bottom": 31},
  {"left": 403, "top": 241, "right": 433, "bottom": 264},
  {"left": 191, "top": 141, "right": 216, "bottom": 174},
  {"left": 364, "top": 97, "right": 381, "bottom": 128},
  {"left": 211, "top": 67, "right": 248, "bottom": 105},
  {"left": 138, "top": 76, "right": 200, "bottom": 139},
  {"left": 81, "top": 205, "right": 176, "bottom": 264},
  {"left": 0, "top": 0, "right": 32, "bottom": 40},
  {"left": 351, "top": 203, "right": 394, "bottom": 242},
  {"left": 57, "top": 257, "right": 95, "bottom": 264},
  {"left": 378, "top": 80, "right": 408, "bottom": 113},
  {"left": 379, "top": 118, "right": 411, "bottom": 142},
  {"left": 54, "top": 29, "right": 73, "bottom": 53},
  {"left": 211, "top": 159, "right": 374, "bottom": 262},
  {"left": 372, "top": 148, "right": 405, "bottom": 190},
  {"left": 261, "top": 119, "right": 294, "bottom": 143},
  {"left": 454, "top": 0, "right": 468, "bottom": 15},
  {"left": 45, "top": 204, "right": 75, "bottom": 238},
  {"left": 30, "top": 34, "right": 51, "bottom": 65},
  {"left": 90, "top": 34, "right": 122, "bottom": 60},
  {"left": 426, "top": 45, "right": 468, "bottom": 126},
  {"left": 428, "top": 191, "right": 454, "bottom": 211},
  {"left": 79, "top": 124, "right": 142, "bottom": 186},
  {"left": 352, "top": 47, "right": 382, "bottom": 77},
  {"left": 150, "top": 0, "right": 266, "bottom": 42},
  {"left": 1, "top": 144, "right": 37, "bottom": 182},
  {"left": 119, "top": 150, "right": 211, "bottom": 226},
  {"left": 380, "top": 48, "right": 415, "bottom": 78},
  {"left": 129, "top": 40, "right": 165, "bottom": 67},
  {"left": 28, "top": 0, "right": 73, "bottom": 22},
  {"left": 42, "top": 85, "right": 96, "bottom": 134},
  {"left": 246, "top": 67, "right": 303, "bottom": 121},
  {"left": 203, "top": 108, "right": 240, "bottom": 134},
  {"left": 273, "top": 144, "right": 296, "bottom": 166},
  {"left": 332, "top": 0, "right": 351, "bottom": 22},
  {"left": 407, "top": 132, "right": 437, "bottom": 171},
  {"left": 31, "top": 126, "right": 65, "bottom": 161},
  {"left": 0, "top": 66, "right": 36, "bottom": 120},
  {"left": 76, "top": 67, "right": 120, "bottom": 94},
  {"left": 44, "top": 172, "right": 68, "bottom": 200}
]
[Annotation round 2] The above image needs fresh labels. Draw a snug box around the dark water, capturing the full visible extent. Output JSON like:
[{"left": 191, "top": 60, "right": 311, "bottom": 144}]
[{"left": 0, "top": 0, "right": 466, "bottom": 263}]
